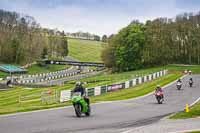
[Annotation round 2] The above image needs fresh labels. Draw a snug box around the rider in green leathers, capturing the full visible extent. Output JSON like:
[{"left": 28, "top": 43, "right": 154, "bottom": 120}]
[{"left": 73, "top": 82, "right": 90, "bottom": 107}]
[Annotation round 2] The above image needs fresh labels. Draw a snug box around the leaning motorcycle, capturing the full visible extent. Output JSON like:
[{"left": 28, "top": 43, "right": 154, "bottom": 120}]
[
  {"left": 71, "top": 92, "right": 91, "bottom": 117},
  {"left": 155, "top": 91, "right": 164, "bottom": 104}
]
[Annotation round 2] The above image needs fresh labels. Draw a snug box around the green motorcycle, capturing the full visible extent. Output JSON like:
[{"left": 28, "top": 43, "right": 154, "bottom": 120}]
[{"left": 71, "top": 92, "right": 91, "bottom": 117}]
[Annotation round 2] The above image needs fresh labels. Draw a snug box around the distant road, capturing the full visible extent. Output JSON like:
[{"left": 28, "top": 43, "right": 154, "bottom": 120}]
[
  {"left": 0, "top": 75, "right": 200, "bottom": 133},
  {"left": 43, "top": 60, "right": 105, "bottom": 67}
]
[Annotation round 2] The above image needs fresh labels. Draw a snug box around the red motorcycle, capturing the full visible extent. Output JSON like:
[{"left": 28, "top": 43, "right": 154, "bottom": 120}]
[{"left": 155, "top": 91, "right": 164, "bottom": 104}]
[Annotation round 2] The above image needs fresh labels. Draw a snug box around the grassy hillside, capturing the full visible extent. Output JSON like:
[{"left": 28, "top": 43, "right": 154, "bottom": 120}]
[
  {"left": 68, "top": 38, "right": 103, "bottom": 62},
  {"left": 0, "top": 38, "right": 103, "bottom": 78}
]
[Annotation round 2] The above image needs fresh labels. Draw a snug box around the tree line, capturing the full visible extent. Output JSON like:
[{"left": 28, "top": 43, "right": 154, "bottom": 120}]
[
  {"left": 102, "top": 12, "right": 200, "bottom": 72},
  {"left": 0, "top": 9, "right": 68, "bottom": 64},
  {"left": 65, "top": 31, "right": 101, "bottom": 41}
]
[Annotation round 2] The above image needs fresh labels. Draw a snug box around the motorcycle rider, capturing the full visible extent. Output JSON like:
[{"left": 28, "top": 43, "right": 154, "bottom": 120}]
[
  {"left": 177, "top": 78, "right": 182, "bottom": 90},
  {"left": 72, "top": 82, "right": 90, "bottom": 107},
  {"left": 155, "top": 85, "right": 164, "bottom": 99},
  {"left": 189, "top": 70, "right": 192, "bottom": 75},
  {"left": 177, "top": 78, "right": 182, "bottom": 84}
]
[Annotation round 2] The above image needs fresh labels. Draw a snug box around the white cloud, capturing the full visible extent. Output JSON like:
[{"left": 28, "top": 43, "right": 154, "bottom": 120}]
[{"left": 1, "top": 0, "right": 200, "bottom": 36}]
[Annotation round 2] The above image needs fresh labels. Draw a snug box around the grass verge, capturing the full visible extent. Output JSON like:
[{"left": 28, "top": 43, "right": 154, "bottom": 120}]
[
  {"left": 167, "top": 64, "right": 200, "bottom": 74},
  {"left": 170, "top": 101, "right": 200, "bottom": 119},
  {"left": 27, "top": 64, "right": 70, "bottom": 74}
]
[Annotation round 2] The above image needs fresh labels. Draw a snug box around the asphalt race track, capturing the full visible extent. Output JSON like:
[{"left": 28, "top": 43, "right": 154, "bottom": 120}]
[{"left": 0, "top": 75, "right": 200, "bottom": 133}]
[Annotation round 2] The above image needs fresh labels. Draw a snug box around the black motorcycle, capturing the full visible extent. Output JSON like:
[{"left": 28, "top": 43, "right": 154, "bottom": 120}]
[
  {"left": 189, "top": 80, "right": 193, "bottom": 87},
  {"left": 177, "top": 82, "right": 182, "bottom": 90}
]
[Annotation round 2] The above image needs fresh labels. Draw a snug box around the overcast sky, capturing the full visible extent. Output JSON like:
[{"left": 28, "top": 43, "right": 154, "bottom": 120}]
[{"left": 0, "top": 0, "right": 200, "bottom": 35}]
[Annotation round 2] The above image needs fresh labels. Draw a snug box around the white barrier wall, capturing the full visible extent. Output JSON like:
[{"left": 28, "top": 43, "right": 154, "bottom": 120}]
[
  {"left": 144, "top": 76, "right": 147, "bottom": 82},
  {"left": 148, "top": 74, "right": 152, "bottom": 81},
  {"left": 157, "top": 72, "right": 160, "bottom": 77},
  {"left": 125, "top": 81, "right": 129, "bottom": 89},
  {"left": 138, "top": 77, "right": 142, "bottom": 84},
  {"left": 60, "top": 90, "right": 71, "bottom": 102},
  {"left": 94, "top": 86, "right": 101, "bottom": 96},
  {"left": 153, "top": 73, "right": 156, "bottom": 79},
  {"left": 132, "top": 79, "right": 136, "bottom": 86},
  {"left": 164, "top": 70, "right": 166, "bottom": 75},
  {"left": 160, "top": 71, "right": 163, "bottom": 76}
]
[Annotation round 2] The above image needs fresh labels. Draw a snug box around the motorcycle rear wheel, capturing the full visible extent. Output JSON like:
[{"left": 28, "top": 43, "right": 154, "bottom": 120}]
[
  {"left": 85, "top": 106, "right": 91, "bottom": 116},
  {"left": 157, "top": 97, "right": 162, "bottom": 104}
]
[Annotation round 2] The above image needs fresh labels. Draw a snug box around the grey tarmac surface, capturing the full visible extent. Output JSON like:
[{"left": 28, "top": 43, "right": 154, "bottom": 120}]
[
  {"left": 0, "top": 75, "right": 200, "bottom": 133},
  {"left": 121, "top": 117, "right": 200, "bottom": 133}
]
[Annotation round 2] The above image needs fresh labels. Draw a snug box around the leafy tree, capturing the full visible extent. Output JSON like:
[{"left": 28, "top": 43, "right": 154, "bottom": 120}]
[
  {"left": 0, "top": 9, "right": 70, "bottom": 64},
  {"left": 60, "top": 38, "right": 68, "bottom": 57},
  {"left": 94, "top": 35, "right": 101, "bottom": 41},
  {"left": 102, "top": 23, "right": 145, "bottom": 71},
  {"left": 41, "top": 46, "right": 48, "bottom": 59},
  {"left": 102, "top": 12, "right": 200, "bottom": 72},
  {"left": 102, "top": 35, "right": 108, "bottom": 42}
]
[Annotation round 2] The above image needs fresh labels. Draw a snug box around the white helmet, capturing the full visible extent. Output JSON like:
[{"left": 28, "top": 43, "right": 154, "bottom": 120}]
[{"left": 75, "top": 81, "right": 81, "bottom": 86}]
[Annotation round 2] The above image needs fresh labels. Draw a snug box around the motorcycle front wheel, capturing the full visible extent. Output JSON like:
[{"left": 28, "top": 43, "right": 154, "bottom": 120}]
[{"left": 74, "top": 104, "right": 82, "bottom": 117}]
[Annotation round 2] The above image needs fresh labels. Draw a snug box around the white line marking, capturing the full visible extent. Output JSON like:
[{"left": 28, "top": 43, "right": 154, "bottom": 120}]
[{"left": 190, "top": 96, "right": 200, "bottom": 107}]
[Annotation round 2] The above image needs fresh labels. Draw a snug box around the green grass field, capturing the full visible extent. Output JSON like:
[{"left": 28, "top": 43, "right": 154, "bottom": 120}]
[
  {"left": 68, "top": 38, "right": 103, "bottom": 62},
  {"left": 167, "top": 64, "right": 200, "bottom": 74},
  {"left": 0, "top": 72, "right": 8, "bottom": 78},
  {"left": 27, "top": 64, "right": 70, "bottom": 74}
]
